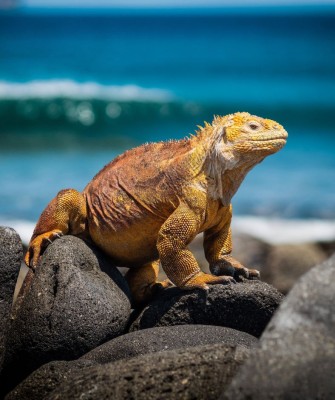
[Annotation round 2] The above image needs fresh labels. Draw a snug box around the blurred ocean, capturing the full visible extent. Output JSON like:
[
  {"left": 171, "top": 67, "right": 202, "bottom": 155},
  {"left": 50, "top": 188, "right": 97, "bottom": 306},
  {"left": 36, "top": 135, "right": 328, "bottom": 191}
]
[{"left": 0, "top": 7, "right": 335, "bottom": 243}]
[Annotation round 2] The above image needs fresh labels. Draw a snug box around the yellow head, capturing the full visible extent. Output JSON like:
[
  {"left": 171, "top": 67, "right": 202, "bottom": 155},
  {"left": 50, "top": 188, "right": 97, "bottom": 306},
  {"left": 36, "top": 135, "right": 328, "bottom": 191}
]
[{"left": 213, "top": 112, "right": 288, "bottom": 160}]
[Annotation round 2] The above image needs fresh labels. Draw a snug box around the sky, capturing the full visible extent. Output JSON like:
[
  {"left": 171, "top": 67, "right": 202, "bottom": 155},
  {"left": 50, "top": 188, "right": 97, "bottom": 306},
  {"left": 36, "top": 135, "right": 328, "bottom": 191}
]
[{"left": 21, "top": 0, "right": 335, "bottom": 8}]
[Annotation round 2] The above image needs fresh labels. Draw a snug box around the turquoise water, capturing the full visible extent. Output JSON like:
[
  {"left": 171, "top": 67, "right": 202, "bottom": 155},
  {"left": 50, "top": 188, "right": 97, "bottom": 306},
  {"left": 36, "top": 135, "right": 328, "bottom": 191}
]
[{"left": 0, "top": 7, "right": 335, "bottom": 223}]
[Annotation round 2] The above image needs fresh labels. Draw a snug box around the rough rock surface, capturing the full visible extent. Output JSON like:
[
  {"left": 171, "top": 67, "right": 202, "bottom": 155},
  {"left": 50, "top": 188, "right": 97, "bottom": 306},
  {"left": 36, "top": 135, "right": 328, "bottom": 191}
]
[
  {"left": 261, "top": 242, "right": 327, "bottom": 294},
  {"left": 82, "top": 324, "right": 258, "bottom": 364},
  {"left": 223, "top": 254, "right": 335, "bottom": 400},
  {"left": 130, "top": 281, "right": 283, "bottom": 338},
  {"left": 1, "top": 235, "right": 131, "bottom": 394},
  {"left": 0, "top": 227, "right": 23, "bottom": 373},
  {"left": 6, "top": 325, "right": 257, "bottom": 400},
  {"left": 47, "top": 344, "right": 250, "bottom": 400},
  {"left": 5, "top": 360, "right": 95, "bottom": 400}
]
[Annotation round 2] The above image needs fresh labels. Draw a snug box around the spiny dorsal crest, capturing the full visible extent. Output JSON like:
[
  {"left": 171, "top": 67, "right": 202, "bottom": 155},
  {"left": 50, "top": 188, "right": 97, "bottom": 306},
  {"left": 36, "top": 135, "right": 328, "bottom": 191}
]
[{"left": 195, "top": 112, "right": 248, "bottom": 144}]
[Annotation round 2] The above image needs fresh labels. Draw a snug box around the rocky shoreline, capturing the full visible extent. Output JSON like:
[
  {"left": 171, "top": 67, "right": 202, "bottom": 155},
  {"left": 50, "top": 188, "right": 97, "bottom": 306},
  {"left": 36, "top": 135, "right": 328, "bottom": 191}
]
[{"left": 0, "top": 226, "right": 334, "bottom": 399}]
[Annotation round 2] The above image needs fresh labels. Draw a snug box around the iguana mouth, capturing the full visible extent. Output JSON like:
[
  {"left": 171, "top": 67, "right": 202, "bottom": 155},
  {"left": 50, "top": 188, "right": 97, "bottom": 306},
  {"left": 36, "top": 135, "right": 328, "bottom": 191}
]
[{"left": 252, "top": 135, "right": 287, "bottom": 142}]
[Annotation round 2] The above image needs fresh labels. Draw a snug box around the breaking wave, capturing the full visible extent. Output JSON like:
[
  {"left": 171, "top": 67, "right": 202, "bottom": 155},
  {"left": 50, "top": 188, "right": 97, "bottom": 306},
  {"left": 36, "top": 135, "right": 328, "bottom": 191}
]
[
  {"left": 0, "top": 80, "right": 203, "bottom": 150},
  {"left": 0, "top": 80, "right": 173, "bottom": 102}
]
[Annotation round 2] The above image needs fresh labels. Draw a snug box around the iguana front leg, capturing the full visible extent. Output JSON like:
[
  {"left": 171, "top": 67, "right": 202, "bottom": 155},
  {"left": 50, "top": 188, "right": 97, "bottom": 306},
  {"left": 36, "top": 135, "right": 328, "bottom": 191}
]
[
  {"left": 157, "top": 204, "right": 235, "bottom": 289},
  {"left": 25, "top": 189, "right": 87, "bottom": 268},
  {"left": 204, "top": 205, "right": 260, "bottom": 279}
]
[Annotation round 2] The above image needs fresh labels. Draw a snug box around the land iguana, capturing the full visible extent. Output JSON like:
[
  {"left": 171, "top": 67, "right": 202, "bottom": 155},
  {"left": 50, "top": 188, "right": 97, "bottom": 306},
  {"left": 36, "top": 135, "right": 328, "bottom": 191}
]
[{"left": 25, "top": 112, "right": 288, "bottom": 303}]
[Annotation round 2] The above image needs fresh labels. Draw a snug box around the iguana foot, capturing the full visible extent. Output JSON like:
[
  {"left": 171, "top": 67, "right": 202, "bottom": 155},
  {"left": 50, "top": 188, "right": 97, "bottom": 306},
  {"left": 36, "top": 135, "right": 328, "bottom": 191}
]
[
  {"left": 183, "top": 272, "right": 236, "bottom": 290},
  {"left": 210, "top": 255, "right": 260, "bottom": 280},
  {"left": 24, "top": 230, "right": 63, "bottom": 268}
]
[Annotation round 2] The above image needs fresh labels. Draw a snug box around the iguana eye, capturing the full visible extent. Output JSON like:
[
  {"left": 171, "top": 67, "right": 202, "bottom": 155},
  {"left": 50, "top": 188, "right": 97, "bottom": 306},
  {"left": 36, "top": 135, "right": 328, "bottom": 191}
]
[{"left": 249, "top": 122, "right": 260, "bottom": 130}]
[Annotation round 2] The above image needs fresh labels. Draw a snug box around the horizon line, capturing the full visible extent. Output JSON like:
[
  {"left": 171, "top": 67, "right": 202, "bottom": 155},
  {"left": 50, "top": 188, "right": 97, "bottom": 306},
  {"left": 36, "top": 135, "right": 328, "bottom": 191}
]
[{"left": 3, "top": 3, "right": 335, "bottom": 15}]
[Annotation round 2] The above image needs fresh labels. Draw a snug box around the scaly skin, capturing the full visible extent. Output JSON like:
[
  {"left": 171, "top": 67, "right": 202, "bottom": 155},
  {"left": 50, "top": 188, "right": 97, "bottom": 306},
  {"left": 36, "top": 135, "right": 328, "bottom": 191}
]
[{"left": 25, "top": 112, "right": 288, "bottom": 303}]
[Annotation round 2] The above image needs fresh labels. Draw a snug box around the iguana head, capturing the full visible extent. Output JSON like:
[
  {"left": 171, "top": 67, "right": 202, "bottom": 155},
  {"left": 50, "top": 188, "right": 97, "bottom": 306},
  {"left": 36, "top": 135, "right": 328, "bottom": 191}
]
[
  {"left": 199, "top": 112, "right": 287, "bottom": 171},
  {"left": 220, "top": 111, "right": 287, "bottom": 153},
  {"left": 195, "top": 112, "right": 287, "bottom": 203},
  {"left": 213, "top": 112, "right": 287, "bottom": 163}
]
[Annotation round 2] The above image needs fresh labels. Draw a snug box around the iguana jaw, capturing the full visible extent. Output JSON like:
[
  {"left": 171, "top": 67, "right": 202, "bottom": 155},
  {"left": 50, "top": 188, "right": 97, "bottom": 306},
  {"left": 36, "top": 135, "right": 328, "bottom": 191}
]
[{"left": 234, "top": 134, "right": 287, "bottom": 155}]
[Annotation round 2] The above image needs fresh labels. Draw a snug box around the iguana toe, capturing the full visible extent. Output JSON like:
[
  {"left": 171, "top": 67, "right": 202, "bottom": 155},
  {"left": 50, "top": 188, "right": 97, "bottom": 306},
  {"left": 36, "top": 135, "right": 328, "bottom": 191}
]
[
  {"left": 24, "top": 230, "right": 63, "bottom": 269},
  {"left": 247, "top": 268, "right": 261, "bottom": 279},
  {"left": 183, "top": 272, "right": 236, "bottom": 290}
]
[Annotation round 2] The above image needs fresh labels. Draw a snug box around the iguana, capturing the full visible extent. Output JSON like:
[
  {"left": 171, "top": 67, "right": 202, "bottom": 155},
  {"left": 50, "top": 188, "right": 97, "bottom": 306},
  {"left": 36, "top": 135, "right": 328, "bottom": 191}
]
[{"left": 25, "top": 112, "right": 287, "bottom": 303}]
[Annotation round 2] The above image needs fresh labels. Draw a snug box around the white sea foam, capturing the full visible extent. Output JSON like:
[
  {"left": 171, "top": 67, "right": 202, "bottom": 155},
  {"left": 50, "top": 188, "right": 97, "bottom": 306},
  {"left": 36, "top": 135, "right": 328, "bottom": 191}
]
[
  {"left": 233, "top": 216, "right": 335, "bottom": 244},
  {"left": 1, "top": 216, "right": 334, "bottom": 247},
  {"left": 0, "top": 80, "right": 173, "bottom": 102}
]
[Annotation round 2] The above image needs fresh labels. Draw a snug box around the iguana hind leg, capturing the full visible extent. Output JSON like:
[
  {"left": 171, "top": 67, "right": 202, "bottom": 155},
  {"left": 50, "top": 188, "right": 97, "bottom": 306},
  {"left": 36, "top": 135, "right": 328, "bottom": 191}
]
[
  {"left": 204, "top": 205, "right": 260, "bottom": 280},
  {"left": 25, "top": 189, "right": 87, "bottom": 268},
  {"left": 125, "top": 260, "right": 172, "bottom": 305}
]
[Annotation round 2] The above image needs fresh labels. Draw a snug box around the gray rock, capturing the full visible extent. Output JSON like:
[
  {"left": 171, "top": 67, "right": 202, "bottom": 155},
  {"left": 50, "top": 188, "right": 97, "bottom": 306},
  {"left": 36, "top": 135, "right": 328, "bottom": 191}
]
[
  {"left": 5, "top": 359, "right": 94, "bottom": 400},
  {"left": 2, "top": 235, "right": 131, "bottom": 394},
  {"left": 47, "top": 343, "right": 250, "bottom": 400},
  {"left": 232, "top": 234, "right": 328, "bottom": 294},
  {"left": 262, "top": 242, "right": 327, "bottom": 294},
  {"left": 82, "top": 324, "right": 258, "bottom": 364},
  {"left": 223, "top": 253, "right": 335, "bottom": 400},
  {"left": 130, "top": 281, "right": 283, "bottom": 338},
  {"left": 0, "top": 227, "right": 23, "bottom": 372},
  {"left": 6, "top": 325, "right": 257, "bottom": 400},
  {"left": 317, "top": 240, "right": 335, "bottom": 258}
]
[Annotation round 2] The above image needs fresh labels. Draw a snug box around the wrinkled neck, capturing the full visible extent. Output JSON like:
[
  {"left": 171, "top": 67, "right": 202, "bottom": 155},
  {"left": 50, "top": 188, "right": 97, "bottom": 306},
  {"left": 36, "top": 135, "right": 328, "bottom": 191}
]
[{"left": 205, "top": 153, "right": 260, "bottom": 206}]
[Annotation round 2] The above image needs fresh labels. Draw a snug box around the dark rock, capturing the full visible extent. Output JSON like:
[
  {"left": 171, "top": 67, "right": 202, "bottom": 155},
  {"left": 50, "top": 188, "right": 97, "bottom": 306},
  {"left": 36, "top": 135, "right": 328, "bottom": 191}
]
[
  {"left": 223, "top": 254, "right": 335, "bottom": 400},
  {"left": 6, "top": 325, "right": 257, "bottom": 400},
  {"left": 5, "top": 360, "right": 94, "bottom": 400},
  {"left": 47, "top": 344, "right": 250, "bottom": 400},
  {"left": 0, "top": 227, "right": 23, "bottom": 372},
  {"left": 232, "top": 233, "right": 328, "bottom": 294},
  {"left": 262, "top": 243, "right": 327, "bottom": 294},
  {"left": 317, "top": 239, "right": 335, "bottom": 258},
  {"left": 82, "top": 324, "right": 258, "bottom": 364},
  {"left": 2, "top": 235, "right": 131, "bottom": 394},
  {"left": 130, "top": 281, "right": 283, "bottom": 338}
]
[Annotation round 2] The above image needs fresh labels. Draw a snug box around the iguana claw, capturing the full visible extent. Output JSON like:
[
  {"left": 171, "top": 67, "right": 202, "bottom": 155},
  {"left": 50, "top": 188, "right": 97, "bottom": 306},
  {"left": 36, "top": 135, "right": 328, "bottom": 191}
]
[{"left": 24, "top": 230, "right": 63, "bottom": 269}]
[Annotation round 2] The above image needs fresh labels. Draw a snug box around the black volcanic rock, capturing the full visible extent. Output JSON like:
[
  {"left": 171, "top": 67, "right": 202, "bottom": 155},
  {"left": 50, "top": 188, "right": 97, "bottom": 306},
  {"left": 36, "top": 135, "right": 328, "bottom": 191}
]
[
  {"left": 82, "top": 324, "right": 258, "bottom": 363},
  {"left": 2, "top": 235, "right": 131, "bottom": 394},
  {"left": 47, "top": 344, "right": 250, "bottom": 400},
  {"left": 0, "top": 227, "right": 22, "bottom": 373},
  {"left": 223, "top": 254, "right": 335, "bottom": 400},
  {"left": 6, "top": 325, "right": 257, "bottom": 400},
  {"left": 5, "top": 360, "right": 95, "bottom": 400},
  {"left": 130, "top": 280, "right": 283, "bottom": 338}
]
